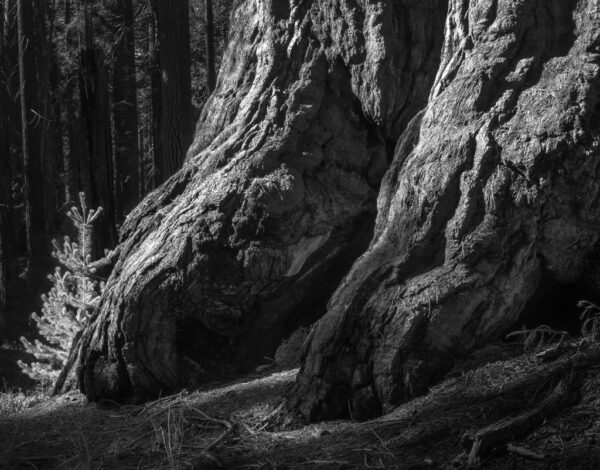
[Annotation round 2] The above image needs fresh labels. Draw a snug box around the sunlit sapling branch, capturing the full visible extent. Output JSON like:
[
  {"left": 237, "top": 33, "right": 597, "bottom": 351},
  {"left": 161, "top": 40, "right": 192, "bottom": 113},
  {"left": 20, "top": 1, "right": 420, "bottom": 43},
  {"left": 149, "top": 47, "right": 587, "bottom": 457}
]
[{"left": 19, "top": 192, "right": 111, "bottom": 384}]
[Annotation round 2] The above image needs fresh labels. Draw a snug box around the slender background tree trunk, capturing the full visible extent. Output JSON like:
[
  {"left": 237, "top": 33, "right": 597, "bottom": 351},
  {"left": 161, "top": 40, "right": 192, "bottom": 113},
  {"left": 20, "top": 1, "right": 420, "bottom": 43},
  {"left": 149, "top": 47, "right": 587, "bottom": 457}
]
[
  {"left": 62, "top": 0, "right": 77, "bottom": 204},
  {"left": 150, "top": 0, "right": 192, "bottom": 185},
  {"left": 204, "top": 0, "right": 215, "bottom": 93},
  {"left": 78, "top": 0, "right": 117, "bottom": 249},
  {"left": 148, "top": 11, "right": 162, "bottom": 190},
  {"left": 17, "top": 0, "right": 45, "bottom": 260},
  {"left": 0, "top": 0, "right": 8, "bottom": 314},
  {"left": 111, "top": 0, "right": 139, "bottom": 221}
]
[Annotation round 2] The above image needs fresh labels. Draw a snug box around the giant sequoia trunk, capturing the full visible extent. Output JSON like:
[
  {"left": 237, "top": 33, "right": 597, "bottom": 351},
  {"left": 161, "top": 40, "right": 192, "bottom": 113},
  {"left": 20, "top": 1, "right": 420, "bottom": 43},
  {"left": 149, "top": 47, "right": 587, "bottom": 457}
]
[
  {"left": 58, "top": 0, "right": 447, "bottom": 400},
  {"left": 60, "top": 0, "right": 600, "bottom": 419},
  {"left": 294, "top": 0, "right": 600, "bottom": 420}
]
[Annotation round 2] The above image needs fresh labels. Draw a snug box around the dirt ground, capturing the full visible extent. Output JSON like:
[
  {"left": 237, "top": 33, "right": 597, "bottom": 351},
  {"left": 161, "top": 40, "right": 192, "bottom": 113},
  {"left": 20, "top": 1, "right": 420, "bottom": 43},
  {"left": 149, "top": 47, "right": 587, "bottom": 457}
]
[{"left": 1, "top": 341, "right": 600, "bottom": 469}]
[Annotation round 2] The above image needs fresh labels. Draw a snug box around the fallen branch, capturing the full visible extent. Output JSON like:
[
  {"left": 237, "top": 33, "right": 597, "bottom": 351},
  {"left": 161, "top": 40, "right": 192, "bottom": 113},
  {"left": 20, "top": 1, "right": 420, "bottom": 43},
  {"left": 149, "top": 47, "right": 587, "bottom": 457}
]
[
  {"left": 253, "top": 400, "right": 287, "bottom": 432},
  {"left": 205, "top": 421, "right": 234, "bottom": 453},
  {"left": 506, "top": 443, "right": 545, "bottom": 461},
  {"left": 187, "top": 405, "right": 234, "bottom": 452}
]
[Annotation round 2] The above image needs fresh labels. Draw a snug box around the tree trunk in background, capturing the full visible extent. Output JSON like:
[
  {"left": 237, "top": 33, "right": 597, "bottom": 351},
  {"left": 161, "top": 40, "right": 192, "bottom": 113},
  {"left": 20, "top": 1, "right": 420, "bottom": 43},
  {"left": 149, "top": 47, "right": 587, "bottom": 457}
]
[
  {"left": 293, "top": 0, "right": 600, "bottom": 420},
  {"left": 111, "top": 0, "right": 139, "bottom": 221},
  {"left": 64, "top": 78, "right": 78, "bottom": 204},
  {"left": 0, "top": 115, "right": 11, "bottom": 323},
  {"left": 204, "top": 0, "right": 216, "bottom": 92},
  {"left": 151, "top": 0, "right": 192, "bottom": 185},
  {"left": 48, "top": 48, "right": 65, "bottom": 213},
  {"left": 36, "top": 0, "right": 64, "bottom": 228},
  {"left": 35, "top": 0, "right": 53, "bottom": 229},
  {"left": 148, "top": 12, "right": 162, "bottom": 190},
  {"left": 219, "top": 0, "right": 228, "bottom": 44},
  {"left": 1, "top": 0, "right": 16, "bottom": 274},
  {"left": 62, "top": 0, "right": 77, "bottom": 204},
  {"left": 0, "top": 208, "right": 6, "bottom": 320},
  {"left": 79, "top": 0, "right": 117, "bottom": 249},
  {"left": 58, "top": 0, "right": 447, "bottom": 402},
  {"left": 17, "top": 0, "right": 45, "bottom": 259},
  {"left": 0, "top": 166, "right": 8, "bottom": 322},
  {"left": 0, "top": 0, "right": 7, "bottom": 318}
]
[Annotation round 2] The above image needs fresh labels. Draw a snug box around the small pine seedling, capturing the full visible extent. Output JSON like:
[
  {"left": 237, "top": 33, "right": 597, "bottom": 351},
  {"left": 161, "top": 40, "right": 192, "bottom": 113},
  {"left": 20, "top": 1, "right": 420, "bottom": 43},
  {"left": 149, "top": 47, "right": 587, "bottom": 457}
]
[{"left": 19, "top": 193, "right": 110, "bottom": 384}]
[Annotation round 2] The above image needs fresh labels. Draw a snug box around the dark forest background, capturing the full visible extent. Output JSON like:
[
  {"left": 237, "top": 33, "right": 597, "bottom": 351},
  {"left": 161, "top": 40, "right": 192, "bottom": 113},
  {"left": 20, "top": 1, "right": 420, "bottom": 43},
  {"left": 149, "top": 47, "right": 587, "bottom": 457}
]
[{"left": 0, "top": 0, "right": 232, "bottom": 375}]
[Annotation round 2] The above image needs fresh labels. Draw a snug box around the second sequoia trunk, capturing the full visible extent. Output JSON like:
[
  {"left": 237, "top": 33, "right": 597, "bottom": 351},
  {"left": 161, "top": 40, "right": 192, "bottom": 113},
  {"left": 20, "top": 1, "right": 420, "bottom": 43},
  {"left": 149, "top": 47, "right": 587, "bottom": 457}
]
[
  {"left": 293, "top": 0, "right": 600, "bottom": 420},
  {"left": 58, "top": 0, "right": 447, "bottom": 401}
]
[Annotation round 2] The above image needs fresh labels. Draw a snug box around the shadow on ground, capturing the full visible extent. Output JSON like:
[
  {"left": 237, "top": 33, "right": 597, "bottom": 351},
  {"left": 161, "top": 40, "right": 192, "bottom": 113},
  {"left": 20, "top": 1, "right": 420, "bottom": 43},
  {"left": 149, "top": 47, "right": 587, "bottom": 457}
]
[{"left": 2, "top": 344, "right": 600, "bottom": 469}]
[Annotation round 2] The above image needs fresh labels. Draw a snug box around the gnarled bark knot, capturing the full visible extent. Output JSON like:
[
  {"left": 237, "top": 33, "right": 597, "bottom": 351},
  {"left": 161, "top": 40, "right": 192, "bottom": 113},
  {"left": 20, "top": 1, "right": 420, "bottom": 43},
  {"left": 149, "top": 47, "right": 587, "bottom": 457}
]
[{"left": 59, "top": 0, "right": 600, "bottom": 422}]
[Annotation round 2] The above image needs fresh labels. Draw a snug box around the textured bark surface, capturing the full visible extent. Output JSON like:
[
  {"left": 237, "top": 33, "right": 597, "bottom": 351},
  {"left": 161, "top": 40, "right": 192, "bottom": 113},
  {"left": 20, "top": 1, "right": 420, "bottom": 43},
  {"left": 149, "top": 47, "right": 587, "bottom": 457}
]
[
  {"left": 151, "top": 0, "right": 193, "bottom": 184},
  {"left": 79, "top": 44, "right": 118, "bottom": 249},
  {"left": 293, "top": 0, "right": 600, "bottom": 420},
  {"left": 18, "top": 0, "right": 45, "bottom": 256},
  {"left": 0, "top": 0, "right": 9, "bottom": 321},
  {"left": 59, "top": 0, "right": 447, "bottom": 402},
  {"left": 111, "top": 0, "right": 139, "bottom": 220},
  {"left": 204, "top": 0, "right": 216, "bottom": 93}
]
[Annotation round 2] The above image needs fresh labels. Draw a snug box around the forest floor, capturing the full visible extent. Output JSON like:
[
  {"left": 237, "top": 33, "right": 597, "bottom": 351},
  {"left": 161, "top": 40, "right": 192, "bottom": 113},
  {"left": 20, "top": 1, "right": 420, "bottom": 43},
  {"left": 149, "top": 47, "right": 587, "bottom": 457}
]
[{"left": 1, "top": 340, "right": 600, "bottom": 470}]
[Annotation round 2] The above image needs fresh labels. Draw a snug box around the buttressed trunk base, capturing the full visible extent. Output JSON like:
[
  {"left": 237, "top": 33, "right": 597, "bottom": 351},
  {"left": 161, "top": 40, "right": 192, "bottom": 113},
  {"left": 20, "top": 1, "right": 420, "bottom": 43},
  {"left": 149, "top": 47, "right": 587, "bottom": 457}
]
[{"left": 58, "top": 0, "right": 447, "bottom": 402}]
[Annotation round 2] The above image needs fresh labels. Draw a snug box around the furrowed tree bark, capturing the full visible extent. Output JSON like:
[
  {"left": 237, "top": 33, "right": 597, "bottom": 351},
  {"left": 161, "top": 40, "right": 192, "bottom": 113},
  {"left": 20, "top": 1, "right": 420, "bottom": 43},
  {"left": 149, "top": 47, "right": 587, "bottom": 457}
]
[
  {"left": 0, "top": 208, "right": 6, "bottom": 321},
  {"left": 79, "top": 0, "right": 117, "bottom": 249},
  {"left": 62, "top": 0, "right": 77, "bottom": 204},
  {"left": 293, "top": 0, "right": 600, "bottom": 420},
  {"left": 148, "top": 10, "right": 162, "bottom": 190},
  {"left": 205, "top": 0, "right": 216, "bottom": 93},
  {"left": 111, "top": 0, "right": 139, "bottom": 220},
  {"left": 64, "top": 78, "right": 78, "bottom": 204},
  {"left": 35, "top": 0, "right": 55, "bottom": 229},
  {"left": 151, "top": 0, "right": 193, "bottom": 185},
  {"left": 17, "top": 0, "right": 45, "bottom": 259},
  {"left": 0, "top": 0, "right": 8, "bottom": 321},
  {"left": 0, "top": 140, "right": 7, "bottom": 323},
  {"left": 58, "top": 0, "right": 448, "bottom": 401},
  {"left": 49, "top": 55, "right": 65, "bottom": 212}
]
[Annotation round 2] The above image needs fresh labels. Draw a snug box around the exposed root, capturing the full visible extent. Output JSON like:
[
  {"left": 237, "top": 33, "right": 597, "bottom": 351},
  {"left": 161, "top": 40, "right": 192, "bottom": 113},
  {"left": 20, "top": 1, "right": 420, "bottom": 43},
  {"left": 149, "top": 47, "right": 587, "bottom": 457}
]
[
  {"left": 464, "top": 376, "right": 578, "bottom": 465},
  {"left": 463, "top": 346, "right": 600, "bottom": 465}
]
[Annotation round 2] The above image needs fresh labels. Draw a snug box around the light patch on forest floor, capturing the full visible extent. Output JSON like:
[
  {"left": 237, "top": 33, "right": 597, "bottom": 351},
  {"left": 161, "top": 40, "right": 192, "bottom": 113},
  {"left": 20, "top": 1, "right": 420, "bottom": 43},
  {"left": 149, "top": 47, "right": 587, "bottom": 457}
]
[{"left": 1, "top": 344, "right": 600, "bottom": 469}]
